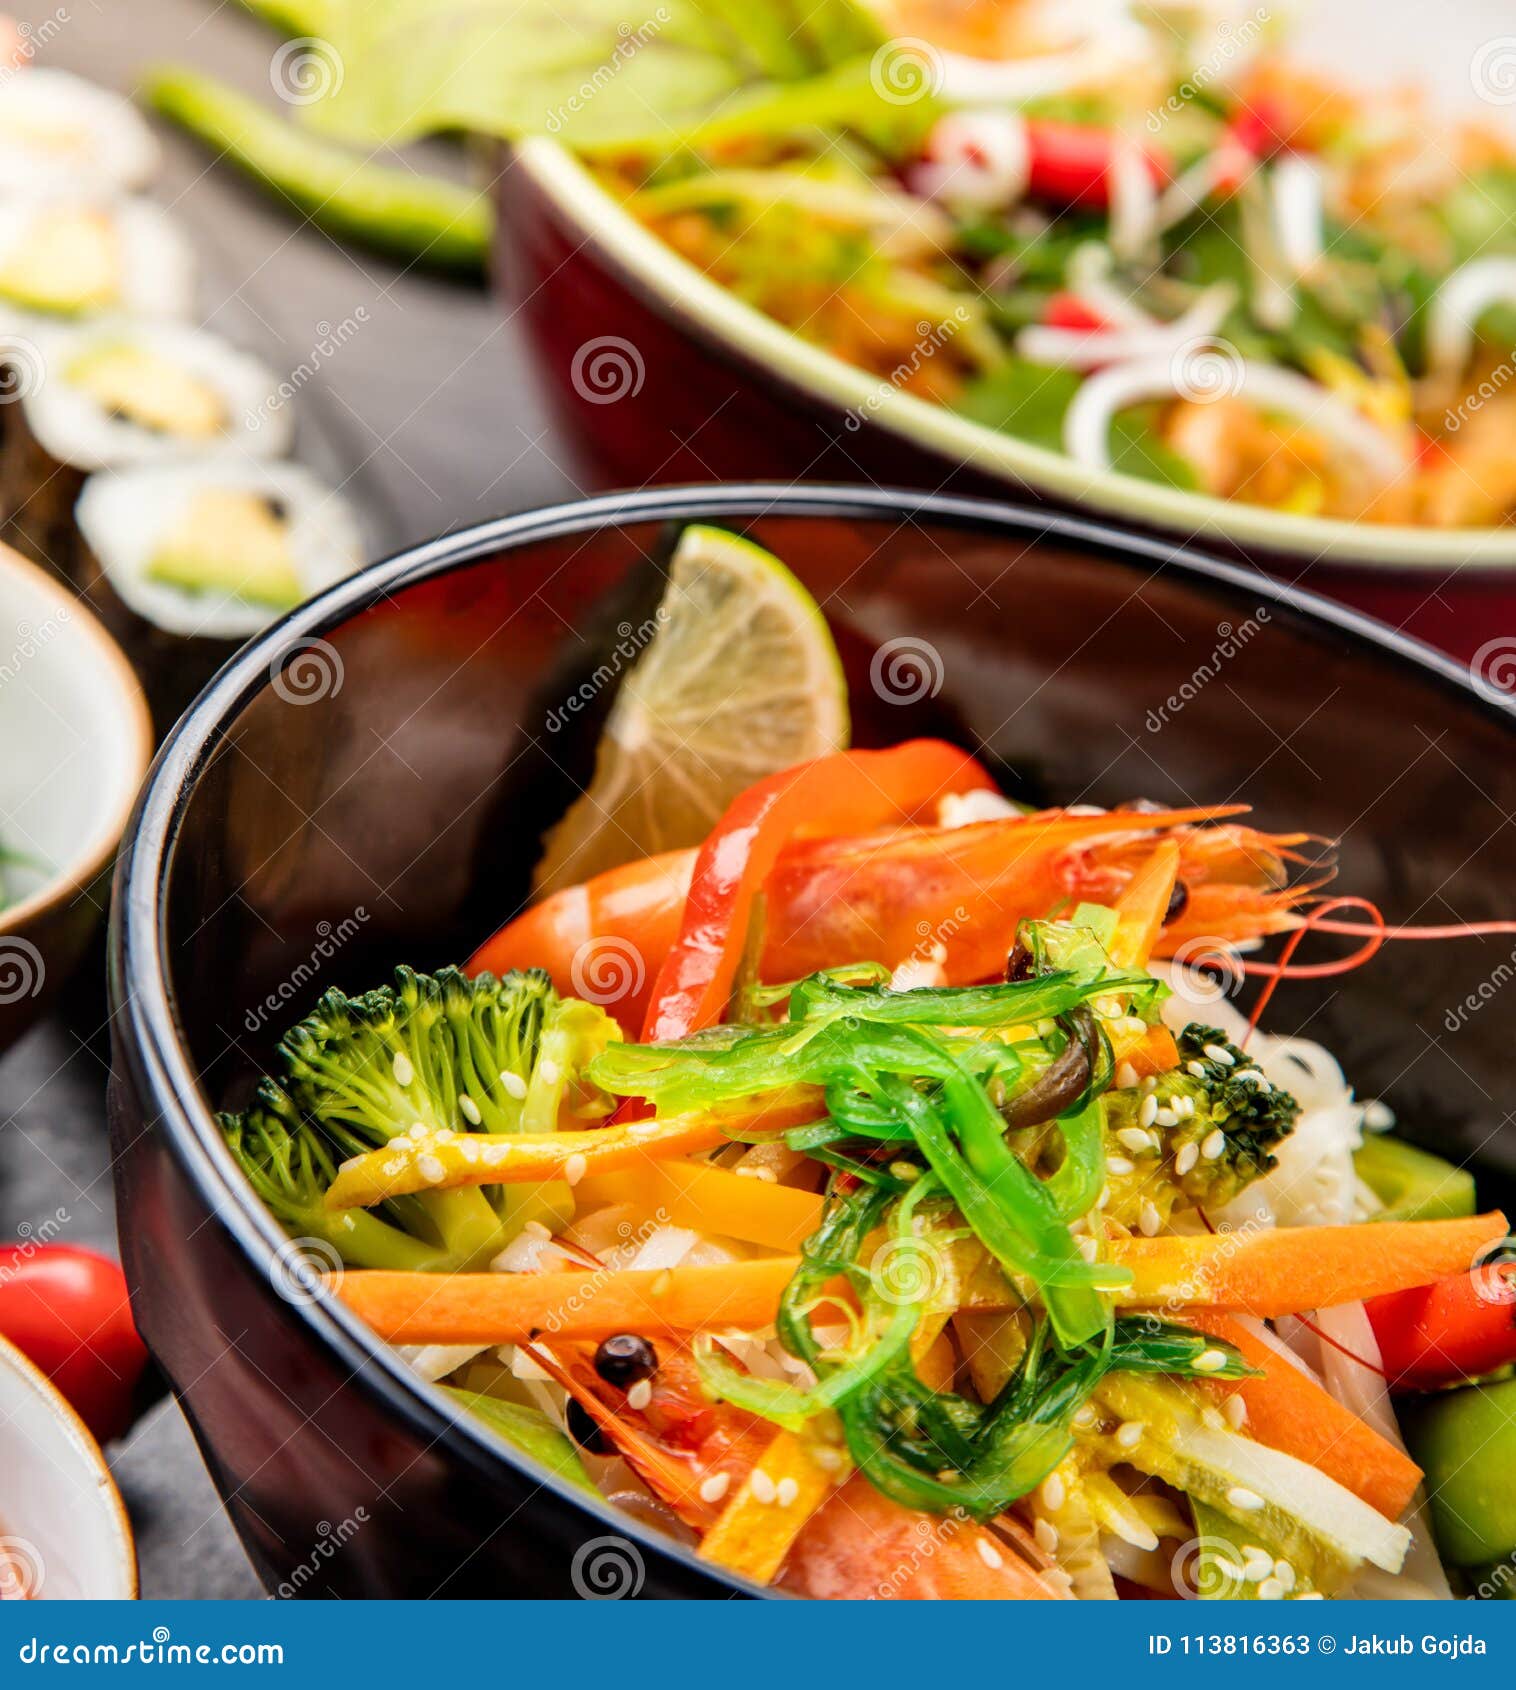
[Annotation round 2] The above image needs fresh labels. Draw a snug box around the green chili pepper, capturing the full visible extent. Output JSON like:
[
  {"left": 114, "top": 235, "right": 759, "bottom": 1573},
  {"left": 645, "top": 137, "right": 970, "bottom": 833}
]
[{"left": 144, "top": 67, "right": 491, "bottom": 276}]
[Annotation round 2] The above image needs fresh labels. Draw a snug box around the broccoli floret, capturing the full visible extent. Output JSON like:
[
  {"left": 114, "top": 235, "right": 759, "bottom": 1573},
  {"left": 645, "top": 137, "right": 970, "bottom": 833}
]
[
  {"left": 1103, "top": 1023, "right": 1300, "bottom": 1219},
  {"left": 223, "top": 966, "right": 615, "bottom": 1271}
]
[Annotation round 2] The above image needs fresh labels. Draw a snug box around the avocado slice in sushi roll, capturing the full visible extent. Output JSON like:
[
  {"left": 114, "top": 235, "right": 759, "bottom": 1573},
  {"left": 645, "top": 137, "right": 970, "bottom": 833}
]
[
  {"left": 73, "top": 458, "right": 363, "bottom": 733},
  {"left": 2, "top": 321, "right": 291, "bottom": 575},
  {"left": 0, "top": 68, "right": 160, "bottom": 191},
  {"left": 0, "top": 192, "right": 194, "bottom": 321}
]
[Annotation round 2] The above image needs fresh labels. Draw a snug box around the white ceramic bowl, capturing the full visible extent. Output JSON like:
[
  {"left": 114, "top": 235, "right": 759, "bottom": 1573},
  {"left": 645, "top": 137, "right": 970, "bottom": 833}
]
[
  {"left": 0, "top": 541, "right": 152, "bottom": 1051},
  {"left": 0, "top": 1335, "right": 136, "bottom": 1598}
]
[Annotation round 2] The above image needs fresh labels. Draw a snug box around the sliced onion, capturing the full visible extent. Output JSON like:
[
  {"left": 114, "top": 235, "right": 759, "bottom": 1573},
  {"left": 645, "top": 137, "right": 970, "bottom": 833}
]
[
  {"left": 1426, "top": 257, "right": 1516, "bottom": 376},
  {"left": 1067, "top": 241, "right": 1155, "bottom": 329},
  {"left": 1064, "top": 353, "right": 1411, "bottom": 484},
  {"left": 909, "top": 110, "right": 1029, "bottom": 211},
  {"left": 1018, "top": 281, "right": 1235, "bottom": 371},
  {"left": 1109, "top": 136, "right": 1160, "bottom": 262},
  {"left": 936, "top": 18, "right": 1154, "bottom": 104},
  {"left": 1271, "top": 153, "right": 1325, "bottom": 276}
]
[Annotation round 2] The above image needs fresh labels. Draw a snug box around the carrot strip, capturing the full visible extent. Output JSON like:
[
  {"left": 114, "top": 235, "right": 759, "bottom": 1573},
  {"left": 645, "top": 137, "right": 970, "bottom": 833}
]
[
  {"left": 576, "top": 1162, "right": 825, "bottom": 1253},
  {"left": 1112, "top": 1022, "right": 1179, "bottom": 1079},
  {"left": 323, "top": 1092, "right": 821, "bottom": 1210},
  {"left": 335, "top": 1257, "right": 803, "bottom": 1345},
  {"left": 1108, "top": 838, "right": 1181, "bottom": 969},
  {"left": 1186, "top": 1311, "right": 1423, "bottom": 1520},
  {"left": 1101, "top": 1214, "right": 1509, "bottom": 1318},
  {"left": 698, "top": 1428, "right": 846, "bottom": 1584}
]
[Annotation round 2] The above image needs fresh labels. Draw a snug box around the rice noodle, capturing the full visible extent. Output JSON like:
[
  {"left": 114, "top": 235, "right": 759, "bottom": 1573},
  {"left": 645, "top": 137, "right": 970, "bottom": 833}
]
[
  {"left": 1018, "top": 281, "right": 1236, "bottom": 370},
  {"left": 1425, "top": 257, "right": 1516, "bottom": 377}
]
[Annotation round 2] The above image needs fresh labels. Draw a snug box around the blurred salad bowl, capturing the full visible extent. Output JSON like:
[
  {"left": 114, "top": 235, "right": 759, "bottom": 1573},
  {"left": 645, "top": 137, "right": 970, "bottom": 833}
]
[
  {"left": 108, "top": 485, "right": 1516, "bottom": 1598},
  {"left": 0, "top": 542, "right": 152, "bottom": 1054},
  {"left": 0, "top": 1334, "right": 136, "bottom": 1599}
]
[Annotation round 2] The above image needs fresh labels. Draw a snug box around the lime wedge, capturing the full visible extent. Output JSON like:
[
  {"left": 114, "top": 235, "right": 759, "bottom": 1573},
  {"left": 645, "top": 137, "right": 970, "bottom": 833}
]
[{"left": 534, "top": 525, "right": 849, "bottom": 894}]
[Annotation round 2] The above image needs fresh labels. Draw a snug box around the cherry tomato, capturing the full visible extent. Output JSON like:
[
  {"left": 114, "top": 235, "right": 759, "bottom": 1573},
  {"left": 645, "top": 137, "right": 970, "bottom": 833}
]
[{"left": 0, "top": 1244, "right": 148, "bottom": 1443}]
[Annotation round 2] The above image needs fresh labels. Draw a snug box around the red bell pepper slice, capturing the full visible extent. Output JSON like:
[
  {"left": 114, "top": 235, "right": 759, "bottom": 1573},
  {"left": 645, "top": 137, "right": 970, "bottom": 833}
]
[
  {"left": 1023, "top": 118, "right": 1169, "bottom": 210},
  {"left": 640, "top": 740, "right": 994, "bottom": 1043},
  {"left": 1042, "top": 292, "right": 1108, "bottom": 333},
  {"left": 1366, "top": 1262, "right": 1516, "bottom": 1391}
]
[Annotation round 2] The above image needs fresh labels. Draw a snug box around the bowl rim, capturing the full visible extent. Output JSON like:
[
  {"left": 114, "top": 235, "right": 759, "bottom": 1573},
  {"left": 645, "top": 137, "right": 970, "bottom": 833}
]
[
  {"left": 109, "top": 483, "right": 1515, "bottom": 1598},
  {"left": 0, "top": 542, "right": 154, "bottom": 934},
  {"left": 507, "top": 138, "right": 1516, "bottom": 575},
  {"left": 0, "top": 1331, "right": 138, "bottom": 1599}
]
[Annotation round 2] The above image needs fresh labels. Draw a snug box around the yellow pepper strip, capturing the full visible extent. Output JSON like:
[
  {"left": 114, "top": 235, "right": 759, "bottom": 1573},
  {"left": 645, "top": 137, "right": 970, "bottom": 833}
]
[
  {"left": 697, "top": 1427, "right": 849, "bottom": 1585},
  {"left": 323, "top": 1091, "right": 822, "bottom": 1211},
  {"left": 576, "top": 1161, "right": 824, "bottom": 1252},
  {"left": 336, "top": 1256, "right": 805, "bottom": 1346},
  {"left": 1108, "top": 838, "right": 1181, "bottom": 970}
]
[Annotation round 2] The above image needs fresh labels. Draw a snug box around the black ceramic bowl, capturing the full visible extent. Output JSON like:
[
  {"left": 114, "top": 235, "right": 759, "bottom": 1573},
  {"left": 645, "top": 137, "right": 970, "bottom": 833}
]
[{"left": 108, "top": 485, "right": 1516, "bottom": 1599}]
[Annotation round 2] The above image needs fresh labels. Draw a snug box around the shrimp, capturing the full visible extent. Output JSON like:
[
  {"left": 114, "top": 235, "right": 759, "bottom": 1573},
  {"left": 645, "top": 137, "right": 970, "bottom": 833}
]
[{"left": 472, "top": 806, "right": 1319, "bottom": 1029}]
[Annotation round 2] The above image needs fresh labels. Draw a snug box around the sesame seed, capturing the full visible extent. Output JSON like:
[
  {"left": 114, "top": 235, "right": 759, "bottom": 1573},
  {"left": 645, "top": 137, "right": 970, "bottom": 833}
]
[
  {"left": 458, "top": 1095, "right": 482, "bottom": 1126},
  {"left": 1106, "top": 1155, "right": 1136, "bottom": 1177},
  {"left": 1139, "top": 1201, "right": 1162, "bottom": 1237},
  {"left": 1186, "top": 1060, "right": 1208, "bottom": 1079},
  {"left": 1040, "top": 1473, "right": 1066, "bottom": 1512},
  {"left": 407, "top": 1122, "right": 427, "bottom": 1140},
  {"left": 1178, "top": 1096, "right": 1196, "bottom": 1118},
  {"left": 1078, "top": 1237, "right": 1099, "bottom": 1262},
  {"left": 813, "top": 1447, "right": 845, "bottom": 1474},
  {"left": 1138, "top": 1094, "right": 1159, "bottom": 1129},
  {"left": 1258, "top": 1576, "right": 1284, "bottom": 1600},
  {"left": 500, "top": 1070, "right": 528, "bottom": 1100},
  {"left": 417, "top": 1153, "right": 446, "bottom": 1185},
  {"left": 1034, "top": 1519, "right": 1059, "bottom": 1554},
  {"left": 1121, "top": 1017, "right": 1147, "bottom": 1038},
  {"left": 1193, "top": 1348, "right": 1230, "bottom": 1374},
  {"left": 1201, "top": 1129, "right": 1227, "bottom": 1160},
  {"left": 563, "top": 1153, "right": 588, "bottom": 1187},
  {"left": 1203, "top": 1043, "right": 1234, "bottom": 1066},
  {"left": 1223, "top": 1393, "right": 1248, "bottom": 1429},
  {"left": 749, "top": 1470, "right": 777, "bottom": 1504},
  {"left": 1117, "top": 1126, "right": 1153, "bottom": 1154},
  {"left": 976, "top": 1538, "right": 1004, "bottom": 1570},
  {"left": 1226, "top": 1486, "right": 1264, "bottom": 1512},
  {"left": 627, "top": 1378, "right": 653, "bottom": 1411},
  {"left": 1243, "top": 1553, "right": 1272, "bottom": 1583},
  {"left": 1153, "top": 1107, "right": 1178, "bottom": 1129},
  {"left": 1233, "top": 1070, "right": 1264, "bottom": 1087},
  {"left": 1115, "top": 1420, "right": 1144, "bottom": 1449},
  {"left": 1175, "top": 1142, "right": 1200, "bottom": 1176},
  {"left": 699, "top": 1472, "right": 730, "bottom": 1504},
  {"left": 1096, "top": 1185, "right": 1111, "bottom": 1209},
  {"left": 1297, "top": 1591, "right": 1325, "bottom": 1600},
  {"left": 1115, "top": 1063, "right": 1139, "bottom": 1090},
  {"left": 392, "top": 1051, "right": 415, "bottom": 1087},
  {"left": 1274, "top": 1559, "right": 1296, "bottom": 1592},
  {"left": 460, "top": 1139, "right": 481, "bottom": 1164},
  {"left": 1141, "top": 1075, "right": 1157, "bottom": 1094},
  {"left": 1073, "top": 1405, "right": 1097, "bottom": 1430},
  {"left": 776, "top": 1476, "right": 800, "bottom": 1508},
  {"left": 1094, "top": 995, "right": 1123, "bottom": 1019},
  {"left": 754, "top": 1168, "right": 778, "bottom": 1184},
  {"left": 1214, "top": 1557, "right": 1243, "bottom": 1582},
  {"left": 735, "top": 1166, "right": 759, "bottom": 1179},
  {"left": 539, "top": 1059, "right": 561, "bottom": 1086},
  {"left": 629, "top": 1119, "right": 662, "bottom": 1136}
]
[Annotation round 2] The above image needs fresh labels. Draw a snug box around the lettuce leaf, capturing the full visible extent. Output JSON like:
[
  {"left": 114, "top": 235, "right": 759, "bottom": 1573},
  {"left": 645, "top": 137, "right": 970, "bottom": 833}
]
[{"left": 309, "top": 0, "right": 902, "bottom": 151}]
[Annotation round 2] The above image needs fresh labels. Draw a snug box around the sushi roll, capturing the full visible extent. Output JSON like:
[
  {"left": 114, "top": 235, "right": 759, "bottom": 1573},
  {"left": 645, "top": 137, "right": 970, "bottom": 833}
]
[
  {"left": 74, "top": 458, "right": 363, "bottom": 733},
  {"left": 0, "top": 191, "right": 194, "bottom": 325},
  {"left": 0, "top": 68, "right": 161, "bottom": 191},
  {"left": 1, "top": 320, "right": 293, "bottom": 571}
]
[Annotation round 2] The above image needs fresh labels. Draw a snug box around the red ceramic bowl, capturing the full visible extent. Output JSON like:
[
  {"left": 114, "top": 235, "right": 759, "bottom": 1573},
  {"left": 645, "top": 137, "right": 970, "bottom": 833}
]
[{"left": 493, "top": 140, "right": 1516, "bottom": 666}]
